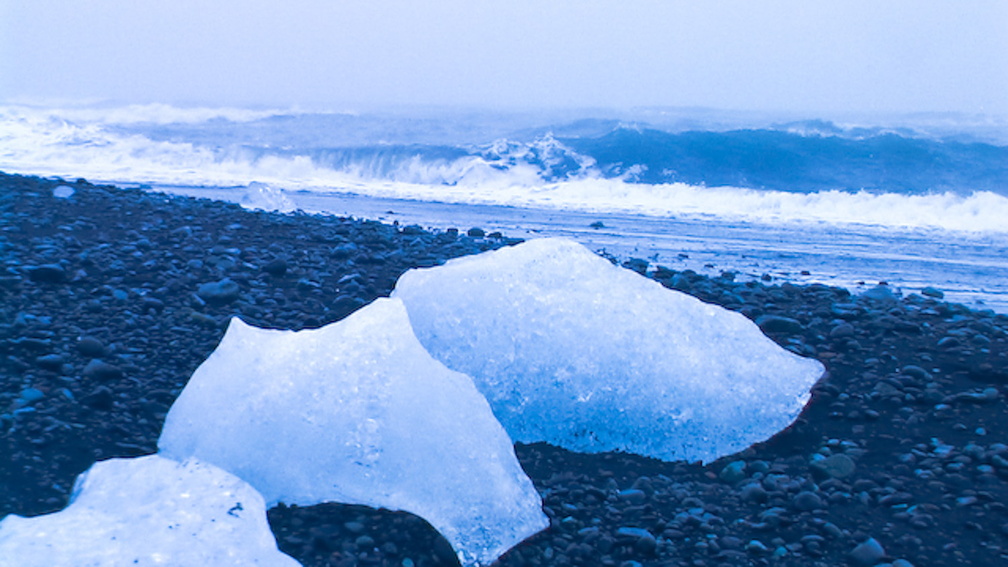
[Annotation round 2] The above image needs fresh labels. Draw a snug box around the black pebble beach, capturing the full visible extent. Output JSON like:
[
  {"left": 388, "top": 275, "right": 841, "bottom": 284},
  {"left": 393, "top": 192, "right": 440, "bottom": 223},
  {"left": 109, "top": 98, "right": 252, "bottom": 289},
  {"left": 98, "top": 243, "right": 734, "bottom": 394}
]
[{"left": 2, "top": 172, "right": 1007, "bottom": 567}]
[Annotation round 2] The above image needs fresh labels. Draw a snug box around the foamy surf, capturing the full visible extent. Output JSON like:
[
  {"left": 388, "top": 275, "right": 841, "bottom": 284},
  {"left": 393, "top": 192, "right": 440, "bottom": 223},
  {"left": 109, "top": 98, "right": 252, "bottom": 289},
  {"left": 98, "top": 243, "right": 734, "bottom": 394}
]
[{"left": 2, "top": 103, "right": 1007, "bottom": 233}]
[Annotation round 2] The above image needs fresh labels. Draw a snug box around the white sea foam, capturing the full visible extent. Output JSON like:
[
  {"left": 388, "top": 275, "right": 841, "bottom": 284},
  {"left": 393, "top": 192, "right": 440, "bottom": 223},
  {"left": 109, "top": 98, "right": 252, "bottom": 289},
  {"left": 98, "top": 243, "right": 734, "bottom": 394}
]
[
  {"left": 3, "top": 104, "right": 1007, "bottom": 233},
  {"left": 302, "top": 180, "right": 1008, "bottom": 233}
]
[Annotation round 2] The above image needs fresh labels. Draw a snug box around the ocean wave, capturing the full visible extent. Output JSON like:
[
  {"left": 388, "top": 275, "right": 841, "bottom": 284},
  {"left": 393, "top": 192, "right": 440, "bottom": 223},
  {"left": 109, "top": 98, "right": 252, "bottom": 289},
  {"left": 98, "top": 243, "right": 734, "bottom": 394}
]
[
  {"left": 0, "top": 106, "right": 581, "bottom": 187},
  {"left": 3, "top": 103, "right": 1007, "bottom": 233},
  {"left": 563, "top": 126, "right": 1008, "bottom": 193}
]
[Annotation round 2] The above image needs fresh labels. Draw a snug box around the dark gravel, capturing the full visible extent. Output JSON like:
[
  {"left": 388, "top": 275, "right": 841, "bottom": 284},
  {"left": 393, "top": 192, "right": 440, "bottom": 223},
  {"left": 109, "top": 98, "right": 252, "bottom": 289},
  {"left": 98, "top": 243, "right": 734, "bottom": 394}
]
[{"left": 2, "top": 172, "right": 1007, "bottom": 567}]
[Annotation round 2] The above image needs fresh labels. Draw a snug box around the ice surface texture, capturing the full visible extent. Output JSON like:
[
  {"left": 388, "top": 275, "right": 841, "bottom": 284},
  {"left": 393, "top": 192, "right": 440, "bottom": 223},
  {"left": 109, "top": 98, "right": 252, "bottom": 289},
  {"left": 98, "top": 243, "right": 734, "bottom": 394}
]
[
  {"left": 158, "top": 298, "right": 547, "bottom": 567},
  {"left": 394, "top": 238, "right": 825, "bottom": 463},
  {"left": 0, "top": 455, "right": 298, "bottom": 567},
  {"left": 240, "top": 181, "right": 297, "bottom": 212}
]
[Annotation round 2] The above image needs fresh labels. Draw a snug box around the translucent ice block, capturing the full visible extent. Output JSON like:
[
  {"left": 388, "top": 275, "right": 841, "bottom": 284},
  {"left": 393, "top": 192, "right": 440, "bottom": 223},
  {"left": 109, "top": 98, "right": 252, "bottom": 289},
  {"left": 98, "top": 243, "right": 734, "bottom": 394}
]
[
  {"left": 0, "top": 455, "right": 299, "bottom": 567},
  {"left": 394, "top": 238, "right": 824, "bottom": 463},
  {"left": 158, "top": 298, "right": 547, "bottom": 567}
]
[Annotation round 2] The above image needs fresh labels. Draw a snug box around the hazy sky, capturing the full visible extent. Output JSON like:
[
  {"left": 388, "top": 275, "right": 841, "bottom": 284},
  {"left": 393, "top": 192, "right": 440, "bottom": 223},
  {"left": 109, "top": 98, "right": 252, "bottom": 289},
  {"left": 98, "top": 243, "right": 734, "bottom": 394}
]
[{"left": 2, "top": 0, "right": 1006, "bottom": 115}]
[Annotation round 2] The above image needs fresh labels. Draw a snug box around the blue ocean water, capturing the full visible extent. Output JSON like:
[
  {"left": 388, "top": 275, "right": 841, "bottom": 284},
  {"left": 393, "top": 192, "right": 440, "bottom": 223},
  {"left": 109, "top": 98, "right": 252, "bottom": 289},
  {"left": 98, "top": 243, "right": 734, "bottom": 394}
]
[{"left": 3, "top": 103, "right": 1007, "bottom": 310}]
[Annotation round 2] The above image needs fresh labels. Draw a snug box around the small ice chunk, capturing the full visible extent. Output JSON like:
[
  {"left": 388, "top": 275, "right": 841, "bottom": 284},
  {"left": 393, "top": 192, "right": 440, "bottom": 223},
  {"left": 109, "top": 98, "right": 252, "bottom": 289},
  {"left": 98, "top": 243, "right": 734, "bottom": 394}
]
[
  {"left": 158, "top": 298, "right": 547, "bottom": 567},
  {"left": 240, "top": 181, "right": 296, "bottom": 212},
  {"left": 0, "top": 455, "right": 298, "bottom": 567},
  {"left": 52, "top": 185, "right": 75, "bottom": 199},
  {"left": 393, "top": 238, "right": 825, "bottom": 463}
]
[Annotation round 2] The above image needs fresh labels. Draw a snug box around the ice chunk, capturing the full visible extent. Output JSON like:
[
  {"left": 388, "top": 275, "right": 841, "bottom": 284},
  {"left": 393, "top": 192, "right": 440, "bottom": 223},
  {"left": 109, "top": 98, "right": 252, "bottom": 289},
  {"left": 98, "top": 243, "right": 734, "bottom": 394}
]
[
  {"left": 240, "top": 181, "right": 296, "bottom": 212},
  {"left": 393, "top": 238, "right": 825, "bottom": 463},
  {"left": 0, "top": 455, "right": 298, "bottom": 567},
  {"left": 158, "top": 298, "right": 547, "bottom": 567},
  {"left": 52, "top": 185, "right": 75, "bottom": 199}
]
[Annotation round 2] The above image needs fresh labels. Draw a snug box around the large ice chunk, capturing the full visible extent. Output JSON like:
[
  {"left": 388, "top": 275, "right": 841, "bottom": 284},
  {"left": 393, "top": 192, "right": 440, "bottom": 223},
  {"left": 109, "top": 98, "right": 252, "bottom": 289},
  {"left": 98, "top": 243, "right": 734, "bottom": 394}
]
[
  {"left": 0, "top": 455, "right": 298, "bottom": 567},
  {"left": 393, "top": 238, "right": 825, "bottom": 463},
  {"left": 158, "top": 298, "right": 547, "bottom": 567}
]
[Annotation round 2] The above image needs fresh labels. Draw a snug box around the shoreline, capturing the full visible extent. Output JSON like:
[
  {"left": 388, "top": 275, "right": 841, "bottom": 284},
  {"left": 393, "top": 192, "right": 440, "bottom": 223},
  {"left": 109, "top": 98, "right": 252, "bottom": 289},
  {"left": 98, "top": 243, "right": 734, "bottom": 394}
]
[
  {"left": 1, "top": 172, "right": 1006, "bottom": 566},
  {"left": 148, "top": 182, "right": 1008, "bottom": 315}
]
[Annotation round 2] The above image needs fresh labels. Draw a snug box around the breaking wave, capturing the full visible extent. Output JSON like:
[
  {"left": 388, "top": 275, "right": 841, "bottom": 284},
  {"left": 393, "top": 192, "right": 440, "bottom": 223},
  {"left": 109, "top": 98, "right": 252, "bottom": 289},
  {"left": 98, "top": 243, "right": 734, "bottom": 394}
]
[{"left": 2, "top": 103, "right": 1007, "bottom": 232}]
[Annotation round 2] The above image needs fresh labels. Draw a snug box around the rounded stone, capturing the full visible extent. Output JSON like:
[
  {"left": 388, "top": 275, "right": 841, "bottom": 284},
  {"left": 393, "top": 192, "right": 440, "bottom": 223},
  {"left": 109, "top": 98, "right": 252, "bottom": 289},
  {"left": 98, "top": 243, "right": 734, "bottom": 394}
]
[
  {"left": 355, "top": 535, "right": 376, "bottom": 548},
  {"left": 18, "top": 388, "right": 45, "bottom": 405},
  {"left": 740, "top": 483, "right": 768, "bottom": 503},
  {"left": 900, "top": 365, "right": 933, "bottom": 381},
  {"left": 635, "top": 533, "right": 657, "bottom": 554},
  {"left": 616, "top": 527, "right": 656, "bottom": 553},
  {"left": 83, "top": 385, "right": 115, "bottom": 409},
  {"left": 829, "top": 323, "right": 856, "bottom": 338},
  {"left": 27, "top": 264, "right": 67, "bottom": 283},
  {"left": 35, "top": 354, "right": 66, "bottom": 370},
  {"left": 618, "top": 489, "right": 647, "bottom": 505},
  {"left": 343, "top": 521, "right": 366, "bottom": 534},
  {"left": 792, "top": 490, "right": 824, "bottom": 511},
  {"left": 849, "top": 537, "right": 886, "bottom": 565},
  {"left": 746, "top": 540, "right": 769, "bottom": 554},
  {"left": 720, "top": 460, "right": 748, "bottom": 484},
  {"left": 83, "top": 359, "right": 124, "bottom": 381},
  {"left": 810, "top": 453, "right": 857, "bottom": 479},
  {"left": 262, "top": 258, "right": 288, "bottom": 276},
  {"left": 197, "top": 278, "right": 241, "bottom": 304},
  {"left": 755, "top": 315, "right": 804, "bottom": 334}
]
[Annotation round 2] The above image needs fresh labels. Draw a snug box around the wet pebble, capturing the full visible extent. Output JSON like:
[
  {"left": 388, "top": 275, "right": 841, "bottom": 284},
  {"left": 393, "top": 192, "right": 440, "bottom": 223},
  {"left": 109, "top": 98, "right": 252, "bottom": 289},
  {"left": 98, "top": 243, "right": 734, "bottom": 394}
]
[
  {"left": 829, "top": 323, "right": 856, "bottom": 338},
  {"left": 82, "top": 359, "right": 123, "bottom": 381},
  {"left": 755, "top": 315, "right": 804, "bottom": 334},
  {"left": 355, "top": 535, "right": 375, "bottom": 548},
  {"left": 17, "top": 388, "right": 45, "bottom": 406},
  {"left": 740, "top": 482, "right": 768, "bottom": 503},
  {"left": 810, "top": 453, "right": 856, "bottom": 480},
  {"left": 900, "top": 365, "right": 932, "bottom": 381},
  {"left": 615, "top": 527, "right": 656, "bottom": 554},
  {"left": 343, "top": 521, "right": 366, "bottom": 534},
  {"left": 26, "top": 264, "right": 67, "bottom": 283},
  {"left": 617, "top": 488, "right": 647, "bottom": 505},
  {"left": 196, "top": 278, "right": 241, "bottom": 304},
  {"left": 849, "top": 537, "right": 886, "bottom": 565},
  {"left": 35, "top": 354, "right": 65, "bottom": 371},
  {"left": 746, "top": 539, "right": 769, "bottom": 554},
  {"left": 719, "top": 460, "right": 747, "bottom": 484},
  {"left": 792, "top": 490, "right": 824, "bottom": 511},
  {"left": 937, "top": 336, "right": 961, "bottom": 349},
  {"left": 262, "top": 258, "right": 288, "bottom": 276},
  {"left": 82, "top": 386, "right": 115, "bottom": 409}
]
